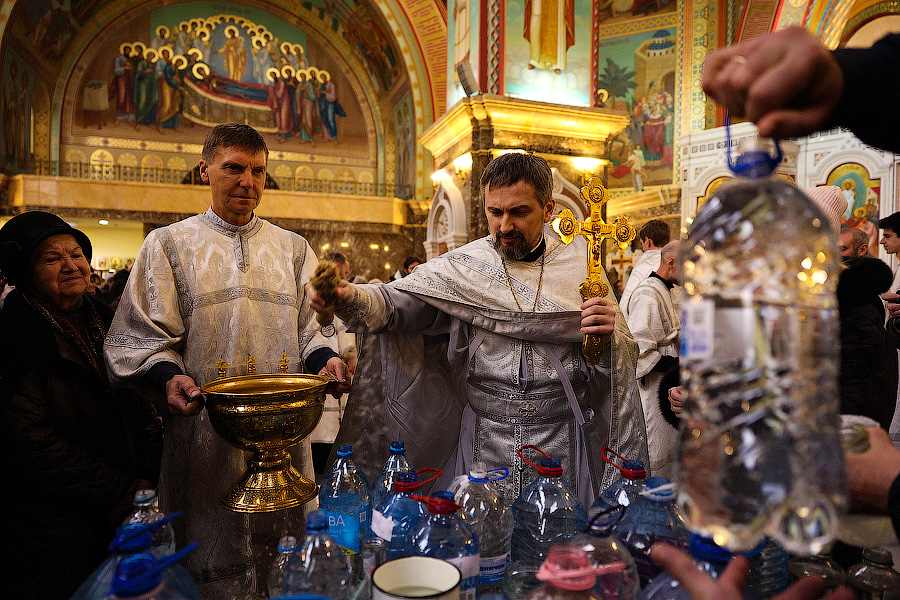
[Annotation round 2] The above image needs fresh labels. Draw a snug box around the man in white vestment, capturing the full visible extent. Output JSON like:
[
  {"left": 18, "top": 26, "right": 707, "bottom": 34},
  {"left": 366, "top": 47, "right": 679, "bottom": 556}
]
[
  {"left": 308, "top": 152, "right": 648, "bottom": 508},
  {"left": 104, "top": 123, "right": 350, "bottom": 598},
  {"left": 620, "top": 219, "right": 671, "bottom": 319},
  {"left": 625, "top": 241, "right": 681, "bottom": 480}
]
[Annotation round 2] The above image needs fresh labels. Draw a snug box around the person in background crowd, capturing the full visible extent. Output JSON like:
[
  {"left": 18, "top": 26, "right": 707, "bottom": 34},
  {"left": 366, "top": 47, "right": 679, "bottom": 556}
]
[
  {"left": 390, "top": 255, "right": 422, "bottom": 281},
  {"left": 620, "top": 219, "right": 671, "bottom": 318},
  {"left": 0, "top": 211, "right": 162, "bottom": 600}
]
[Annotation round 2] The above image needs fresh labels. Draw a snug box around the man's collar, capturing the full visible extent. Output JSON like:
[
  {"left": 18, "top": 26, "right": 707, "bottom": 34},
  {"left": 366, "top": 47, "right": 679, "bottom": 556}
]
[
  {"left": 519, "top": 237, "right": 547, "bottom": 263},
  {"left": 650, "top": 271, "right": 674, "bottom": 290}
]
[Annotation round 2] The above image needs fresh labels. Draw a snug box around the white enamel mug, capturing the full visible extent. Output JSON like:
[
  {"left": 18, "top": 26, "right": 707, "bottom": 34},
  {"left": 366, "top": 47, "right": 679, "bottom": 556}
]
[{"left": 372, "top": 556, "right": 461, "bottom": 600}]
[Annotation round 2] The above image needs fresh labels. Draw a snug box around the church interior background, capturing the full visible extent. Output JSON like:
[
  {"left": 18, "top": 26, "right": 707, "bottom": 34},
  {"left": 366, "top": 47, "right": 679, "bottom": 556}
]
[{"left": 1, "top": 0, "right": 899, "bottom": 284}]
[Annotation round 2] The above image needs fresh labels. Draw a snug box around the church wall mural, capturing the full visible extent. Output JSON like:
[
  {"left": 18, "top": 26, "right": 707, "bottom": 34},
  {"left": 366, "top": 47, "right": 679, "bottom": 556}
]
[
  {"left": 62, "top": 2, "right": 375, "bottom": 191},
  {"left": 828, "top": 162, "right": 882, "bottom": 258},
  {"left": 394, "top": 93, "right": 415, "bottom": 197},
  {"left": 1, "top": 48, "right": 35, "bottom": 174},
  {"left": 595, "top": 12, "right": 677, "bottom": 191},
  {"left": 447, "top": 0, "right": 481, "bottom": 106}
]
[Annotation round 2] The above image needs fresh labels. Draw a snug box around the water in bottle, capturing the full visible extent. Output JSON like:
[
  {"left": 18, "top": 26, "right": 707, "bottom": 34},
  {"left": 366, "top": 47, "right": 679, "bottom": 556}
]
[
  {"left": 406, "top": 491, "right": 480, "bottom": 600},
  {"left": 591, "top": 448, "right": 647, "bottom": 513},
  {"left": 787, "top": 545, "right": 845, "bottom": 591},
  {"left": 349, "top": 537, "right": 387, "bottom": 600},
  {"left": 123, "top": 489, "right": 176, "bottom": 556},
  {"left": 448, "top": 462, "right": 513, "bottom": 594},
  {"left": 679, "top": 134, "right": 847, "bottom": 554},
  {"left": 524, "top": 545, "right": 603, "bottom": 600},
  {"left": 372, "top": 468, "right": 441, "bottom": 560},
  {"left": 266, "top": 535, "right": 297, "bottom": 599},
  {"left": 746, "top": 539, "right": 790, "bottom": 598},
  {"left": 612, "top": 477, "right": 689, "bottom": 586},
  {"left": 282, "top": 510, "right": 352, "bottom": 600},
  {"left": 71, "top": 519, "right": 197, "bottom": 600},
  {"left": 372, "top": 441, "right": 414, "bottom": 511},
  {"left": 847, "top": 547, "right": 900, "bottom": 600},
  {"left": 504, "top": 445, "right": 588, "bottom": 600},
  {"left": 571, "top": 509, "right": 639, "bottom": 600},
  {"left": 108, "top": 543, "right": 198, "bottom": 600},
  {"left": 319, "top": 443, "right": 370, "bottom": 557},
  {"left": 639, "top": 534, "right": 759, "bottom": 600}
]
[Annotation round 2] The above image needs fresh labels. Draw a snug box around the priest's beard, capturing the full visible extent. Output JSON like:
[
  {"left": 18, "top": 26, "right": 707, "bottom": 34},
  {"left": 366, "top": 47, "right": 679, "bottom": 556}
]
[{"left": 493, "top": 231, "right": 531, "bottom": 260}]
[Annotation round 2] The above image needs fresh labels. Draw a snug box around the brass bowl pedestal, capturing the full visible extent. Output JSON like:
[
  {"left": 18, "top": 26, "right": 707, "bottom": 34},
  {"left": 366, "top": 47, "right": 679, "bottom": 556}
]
[{"left": 202, "top": 373, "right": 329, "bottom": 513}]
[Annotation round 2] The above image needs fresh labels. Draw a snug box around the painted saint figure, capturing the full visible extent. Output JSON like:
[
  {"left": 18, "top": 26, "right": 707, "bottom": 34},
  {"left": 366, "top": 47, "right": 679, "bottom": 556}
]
[
  {"left": 133, "top": 47, "right": 158, "bottom": 126},
  {"left": 216, "top": 26, "right": 247, "bottom": 81},
  {"left": 317, "top": 72, "right": 346, "bottom": 140},
  {"left": 524, "top": 0, "right": 575, "bottom": 72},
  {"left": 156, "top": 48, "right": 182, "bottom": 129},
  {"left": 110, "top": 44, "right": 136, "bottom": 122}
]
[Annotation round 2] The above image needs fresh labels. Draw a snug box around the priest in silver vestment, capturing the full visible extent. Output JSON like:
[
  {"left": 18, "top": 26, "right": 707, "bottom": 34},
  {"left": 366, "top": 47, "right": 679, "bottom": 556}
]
[
  {"left": 104, "top": 123, "right": 350, "bottom": 599},
  {"left": 309, "top": 152, "right": 648, "bottom": 508}
]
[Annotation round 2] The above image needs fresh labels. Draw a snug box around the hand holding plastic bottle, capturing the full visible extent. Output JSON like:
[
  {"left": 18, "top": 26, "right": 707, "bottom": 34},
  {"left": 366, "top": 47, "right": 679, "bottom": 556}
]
[{"left": 649, "top": 543, "right": 855, "bottom": 600}]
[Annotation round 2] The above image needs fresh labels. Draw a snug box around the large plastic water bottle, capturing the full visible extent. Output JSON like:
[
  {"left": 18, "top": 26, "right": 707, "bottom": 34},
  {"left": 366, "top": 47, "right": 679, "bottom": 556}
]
[
  {"left": 448, "top": 462, "right": 513, "bottom": 594},
  {"left": 638, "top": 535, "right": 759, "bottom": 600},
  {"left": 746, "top": 539, "right": 790, "bottom": 598},
  {"left": 613, "top": 477, "right": 689, "bottom": 586},
  {"left": 72, "top": 518, "right": 197, "bottom": 600},
  {"left": 319, "top": 444, "right": 370, "bottom": 556},
  {"left": 372, "top": 441, "right": 414, "bottom": 511},
  {"left": 372, "top": 468, "right": 441, "bottom": 560},
  {"left": 571, "top": 509, "right": 640, "bottom": 600},
  {"left": 678, "top": 134, "right": 847, "bottom": 554},
  {"left": 504, "top": 445, "right": 588, "bottom": 600},
  {"left": 122, "top": 489, "right": 176, "bottom": 556},
  {"left": 847, "top": 548, "right": 900, "bottom": 599},
  {"left": 787, "top": 545, "right": 845, "bottom": 590},
  {"left": 108, "top": 544, "right": 198, "bottom": 600},
  {"left": 282, "top": 510, "right": 352, "bottom": 600},
  {"left": 524, "top": 546, "right": 603, "bottom": 600},
  {"left": 406, "top": 491, "right": 480, "bottom": 600},
  {"left": 591, "top": 448, "right": 647, "bottom": 513},
  {"left": 266, "top": 535, "right": 297, "bottom": 599}
]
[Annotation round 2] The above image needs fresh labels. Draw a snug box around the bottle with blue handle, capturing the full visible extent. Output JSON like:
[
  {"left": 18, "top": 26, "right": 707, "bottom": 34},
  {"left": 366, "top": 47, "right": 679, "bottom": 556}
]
[
  {"left": 372, "top": 441, "right": 414, "bottom": 511},
  {"left": 122, "top": 489, "right": 176, "bottom": 556},
  {"left": 108, "top": 543, "right": 198, "bottom": 600},
  {"left": 318, "top": 443, "right": 370, "bottom": 557},
  {"left": 406, "top": 491, "right": 480, "bottom": 600},
  {"left": 503, "top": 445, "right": 588, "bottom": 600},
  {"left": 371, "top": 467, "right": 442, "bottom": 560}
]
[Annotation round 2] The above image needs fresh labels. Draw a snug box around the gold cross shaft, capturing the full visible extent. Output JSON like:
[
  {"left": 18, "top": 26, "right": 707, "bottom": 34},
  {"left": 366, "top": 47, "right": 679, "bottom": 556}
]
[{"left": 551, "top": 176, "right": 636, "bottom": 364}]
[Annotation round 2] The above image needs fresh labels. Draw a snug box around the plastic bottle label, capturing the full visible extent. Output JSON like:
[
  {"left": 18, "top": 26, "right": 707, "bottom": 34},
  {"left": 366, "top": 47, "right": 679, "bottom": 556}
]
[
  {"left": 371, "top": 510, "right": 395, "bottom": 541},
  {"left": 321, "top": 508, "right": 360, "bottom": 553},
  {"left": 682, "top": 300, "right": 714, "bottom": 360},
  {"left": 480, "top": 553, "right": 510, "bottom": 584},
  {"left": 446, "top": 554, "right": 479, "bottom": 600}
]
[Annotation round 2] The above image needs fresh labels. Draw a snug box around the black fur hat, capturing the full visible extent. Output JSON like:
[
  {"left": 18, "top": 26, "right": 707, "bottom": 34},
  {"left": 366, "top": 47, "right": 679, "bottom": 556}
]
[{"left": 0, "top": 211, "right": 92, "bottom": 287}]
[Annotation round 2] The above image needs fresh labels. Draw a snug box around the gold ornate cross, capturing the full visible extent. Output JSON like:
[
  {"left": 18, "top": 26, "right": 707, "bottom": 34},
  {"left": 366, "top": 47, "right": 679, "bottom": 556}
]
[{"left": 551, "top": 176, "right": 636, "bottom": 364}]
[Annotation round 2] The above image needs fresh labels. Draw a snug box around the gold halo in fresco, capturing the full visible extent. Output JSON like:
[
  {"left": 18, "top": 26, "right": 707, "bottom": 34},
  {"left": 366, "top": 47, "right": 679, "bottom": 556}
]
[
  {"left": 223, "top": 25, "right": 240, "bottom": 39},
  {"left": 281, "top": 65, "right": 296, "bottom": 79},
  {"left": 156, "top": 25, "right": 169, "bottom": 40},
  {"left": 172, "top": 55, "right": 188, "bottom": 70},
  {"left": 193, "top": 62, "right": 211, "bottom": 79},
  {"left": 266, "top": 67, "right": 280, "bottom": 83}
]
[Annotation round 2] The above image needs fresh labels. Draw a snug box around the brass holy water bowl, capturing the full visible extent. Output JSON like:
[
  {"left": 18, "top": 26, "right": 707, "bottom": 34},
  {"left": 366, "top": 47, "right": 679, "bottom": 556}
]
[{"left": 202, "top": 373, "right": 329, "bottom": 513}]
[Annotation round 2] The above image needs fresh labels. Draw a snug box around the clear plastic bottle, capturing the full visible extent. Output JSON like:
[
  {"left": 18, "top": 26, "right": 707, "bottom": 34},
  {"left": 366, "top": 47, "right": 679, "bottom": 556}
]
[
  {"left": 406, "top": 491, "right": 480, "bottom": 600},
  {"left": 524, "top": 546, "right": 602, "bottom": 600},
  {"left": 372, "top": 470, "right": 431, "bottom": 561},
  {"left": 123, "top": 489, "right": 176, "bottom": 556},
  {"left": 318, "top": 443, "right": 371, "bottom": 558},
  {"left": 504, "top": 446, "right": 588, "bottom": 600},
  {"left": 678, "top": 136, "right": 847, "bottom": 554},
  {"left": 449, "top": 462, "right": 513, "bottom": 594},
  {"left": 847, "top": 547, "right": 900, "bottom": 600},
  {"left": 787, "top": 545, "right": 845, "bottom": 591},
  {"left": 372, "top": 441, "right": 414, "bottom": 511},
  {"left": 746, "top": 539, "right": 790, "bottom": 599},
  {"left": 266, "top": 535, "right": 297, "bottom": 599},
  {"left": 108, "top": 544, "right": 198, "bottom": 600},
  {"left": 639, "top": 535, "right": 759, "bottom": 600},
  {"left": 349, "top": 537, "right": 387, "bottom": 600},
  {"left": 613, "top": 477, "right": 689, "bottom": 587},
  {"left": 591, "top": 448, "right": 647, "bottom": 513},
  {"left": 282, "top": 510, "right": 352, "bottom": 600},
  {"left": 571, "top": 509, "right": 640, "bottom": 600},
  {"left": 71, "top": 520, "right": 197, "bottom": 600}
]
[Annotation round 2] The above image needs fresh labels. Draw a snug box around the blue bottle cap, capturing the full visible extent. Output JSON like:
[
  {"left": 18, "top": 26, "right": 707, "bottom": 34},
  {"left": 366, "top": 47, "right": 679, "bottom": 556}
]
[
  {"left": 689, "top": 534, "right": 733, "bottom": 564},
  {"left": 277, "top": 536, "right": 298, "bottom": 552},
  {"left": 336, "top": 444, "right": 353, "bottom": 457},
  {"left": 110, "top": 524, "right": 154, "bottom": 553},
  {"left": 110, "top": 554, "right": 163, "bottom": 597},
  {"left": 538, "top": 457, "right": 563, "bottom": 477},
  {"left": 643, "top": 477, "right": 675, "bottom": 501},
  {"left": 306, "top": 510, "right": 329, "bottom": 531},
  {"left": 389, "top": 441, "right": 406, "bottom": 454}
]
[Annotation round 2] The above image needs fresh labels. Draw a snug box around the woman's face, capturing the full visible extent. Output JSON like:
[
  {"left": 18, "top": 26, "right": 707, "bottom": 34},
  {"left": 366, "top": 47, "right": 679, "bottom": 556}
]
[{"left": 28, "top": 234, "right": 90, "bottom": 310}]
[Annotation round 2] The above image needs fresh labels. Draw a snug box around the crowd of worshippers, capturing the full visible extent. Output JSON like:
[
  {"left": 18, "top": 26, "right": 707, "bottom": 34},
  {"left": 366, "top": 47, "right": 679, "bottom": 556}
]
[{"left": 4, "top": 120, "right": 900, "bottom": 600}]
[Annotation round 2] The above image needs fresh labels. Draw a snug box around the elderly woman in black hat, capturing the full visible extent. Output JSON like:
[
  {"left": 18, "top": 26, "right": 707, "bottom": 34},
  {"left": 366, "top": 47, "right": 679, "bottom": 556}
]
[{"left": 0, "top": 211, "right": 162, "bottom": 600}]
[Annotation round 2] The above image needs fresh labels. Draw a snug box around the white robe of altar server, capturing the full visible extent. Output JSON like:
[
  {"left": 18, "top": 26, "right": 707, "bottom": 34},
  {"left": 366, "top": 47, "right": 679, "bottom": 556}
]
[
  {"left": 105, "top": 209, "right": 329, "bottom": 598},
  {"left": 626, "top": 274, "right": 681, "bottom": 481},
  {"left": 620, "top": 248, "right": 660, "bottom": 319}
]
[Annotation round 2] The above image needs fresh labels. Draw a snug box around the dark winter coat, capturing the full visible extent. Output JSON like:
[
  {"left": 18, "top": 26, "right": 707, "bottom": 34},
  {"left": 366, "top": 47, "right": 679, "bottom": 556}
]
[
  {"left": 0, "top": 290, "right": 162, "bottom": 600},
  {"left": 837, "top": 256, "right": 897, "bottom": 429}
]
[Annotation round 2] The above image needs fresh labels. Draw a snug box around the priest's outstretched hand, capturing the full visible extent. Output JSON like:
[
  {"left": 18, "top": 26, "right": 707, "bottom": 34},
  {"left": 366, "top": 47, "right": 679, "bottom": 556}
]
[
  {"left": 165, "top": 374, "right": 204, "bottom": 416},
  {"left": 580, "top": 296, "right": 616, "bottom": 344},
  {"left": 321, "top": 356, "right": 352, "bottom": 395},
  {"left": 650, "top": 543, "right": 855, "bottom": 600},
  {"left": 306, "top": 279, "right": 354, "bottom": 317}
]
